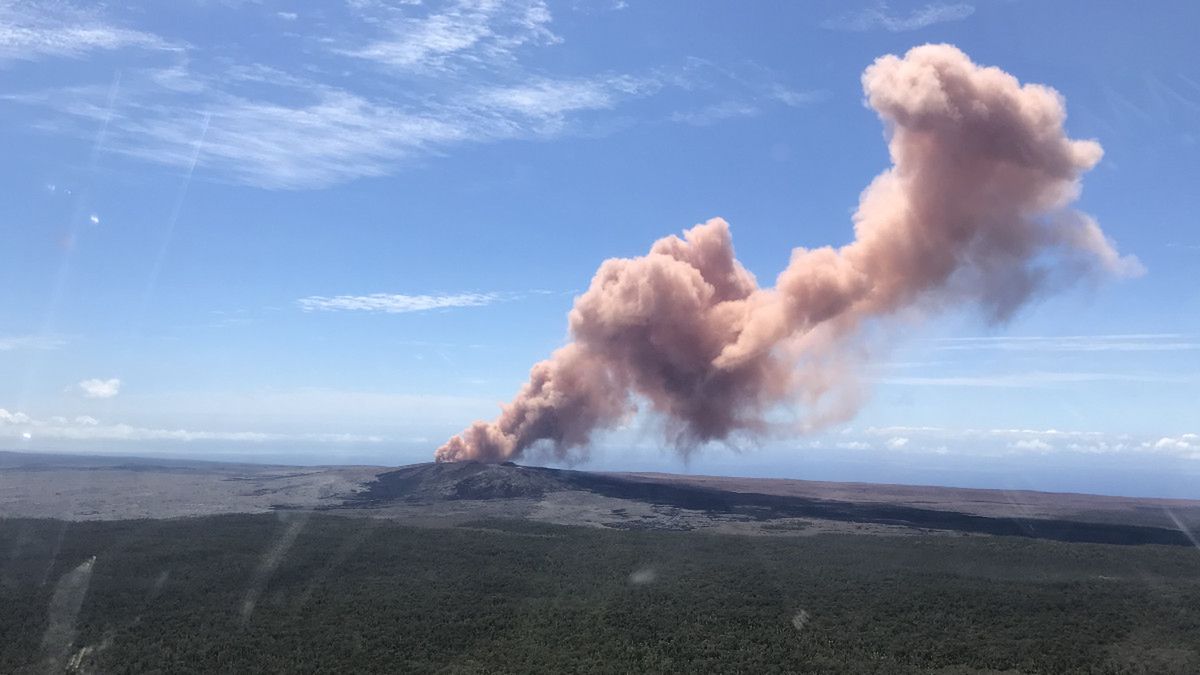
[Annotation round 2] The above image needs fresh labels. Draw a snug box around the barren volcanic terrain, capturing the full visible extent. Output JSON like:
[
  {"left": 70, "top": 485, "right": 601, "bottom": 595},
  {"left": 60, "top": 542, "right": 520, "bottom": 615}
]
[{"left": 3, "top": 451, "right": 1198, "bottom": 545}]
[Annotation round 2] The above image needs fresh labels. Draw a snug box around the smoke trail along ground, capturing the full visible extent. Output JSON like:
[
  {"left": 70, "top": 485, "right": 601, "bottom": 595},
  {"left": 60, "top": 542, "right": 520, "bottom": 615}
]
[{"left": 435, "top": 44, "right": 1141, "bottom": 464}]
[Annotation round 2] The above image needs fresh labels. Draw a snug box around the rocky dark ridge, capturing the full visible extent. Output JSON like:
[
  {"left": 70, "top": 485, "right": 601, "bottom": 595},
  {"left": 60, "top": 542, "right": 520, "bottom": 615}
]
[
  {"left": 344, "top": 461, "right": 1197, "bottom": 547},
  {"left": 351, "top": 461, "right": 573, "bottom": 501}
]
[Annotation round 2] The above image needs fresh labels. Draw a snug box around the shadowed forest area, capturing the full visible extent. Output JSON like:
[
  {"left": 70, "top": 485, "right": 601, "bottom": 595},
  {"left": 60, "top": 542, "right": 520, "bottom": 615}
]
[{"left": 2, "top": 514, "right": 1199, "bottom": 674}]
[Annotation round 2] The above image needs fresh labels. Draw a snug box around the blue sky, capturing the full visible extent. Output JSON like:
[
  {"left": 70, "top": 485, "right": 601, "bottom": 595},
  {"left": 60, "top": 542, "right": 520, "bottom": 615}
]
[{"left": 1, "top": 0, "right": 1198, "bottom": 497}]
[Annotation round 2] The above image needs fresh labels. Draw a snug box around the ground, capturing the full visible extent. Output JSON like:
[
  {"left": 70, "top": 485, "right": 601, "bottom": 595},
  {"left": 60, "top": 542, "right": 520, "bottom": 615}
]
[
  {"left": 2, "top": 513, "right": 1198, "bottom": 674},
  {"left": 3, "top": 451, "right": 1200, "bottom": 673}
]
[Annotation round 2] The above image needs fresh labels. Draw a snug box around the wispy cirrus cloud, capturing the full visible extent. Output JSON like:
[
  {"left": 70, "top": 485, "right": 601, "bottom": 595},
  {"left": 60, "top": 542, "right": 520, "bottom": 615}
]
[
  {"left": 0, "top": 0, "right": 171, "bottom": 60},
  {"left": 0, "top": 334, "right": 65, "bottom": 351},
  {"left": 769, "top": 84, "right": 828, "bottom": 107},
  {"left": 8, "top": 53, "right": 667, "bottom": 189},
  {"left": 11, "top": 76, "right": 478, "bottom": 189},
  {"left": 931, "top": 333, "right": 1200, "bottom": 353},
  {"left": 297, "top": 292, "right": 502, "bottom": 314},
  {"left": 474, "top": 74, "right": 656, "bottom": 120},
  {"left": 878, "top": 371, "right": 1190, "bottom": 388},
  {"left": 668, "top": 83, "right": 825, "bottom": 127},
  {"left": 822, "top": 2, "right": 975, "bottom": 32},
  {"left": 339, "top": 0, "right": 559, "bottom": 73},
  {"left": 670, "top": 100, "right": 760, "bottom": 127},
  {"left": 3, "top": 1, "right": 822, "bottom": 189}
]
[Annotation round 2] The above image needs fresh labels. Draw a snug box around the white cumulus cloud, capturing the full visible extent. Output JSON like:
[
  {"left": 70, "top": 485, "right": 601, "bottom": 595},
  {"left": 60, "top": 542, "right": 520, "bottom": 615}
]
[
  {"left": 0, "top": 409, "right": 383, "bottom": 444},
  {"left": 1153, "top": 434, "right": 1200, "bottom": 452},
  {"left": 78, "top": 378, "right": 121, "bottom": 399}
]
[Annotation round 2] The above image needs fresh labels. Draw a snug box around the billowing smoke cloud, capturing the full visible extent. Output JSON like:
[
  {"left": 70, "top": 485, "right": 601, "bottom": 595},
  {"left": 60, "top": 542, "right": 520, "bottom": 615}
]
[{"left": 435, "top": 44, "right": 1141, "bottom": 464}]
